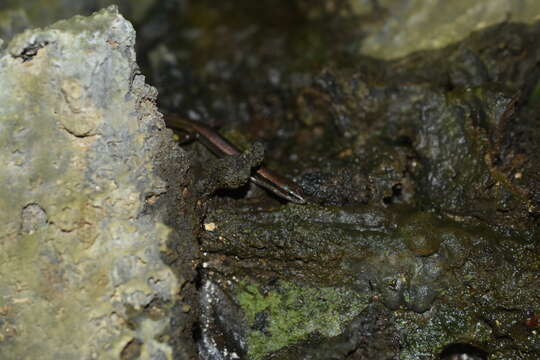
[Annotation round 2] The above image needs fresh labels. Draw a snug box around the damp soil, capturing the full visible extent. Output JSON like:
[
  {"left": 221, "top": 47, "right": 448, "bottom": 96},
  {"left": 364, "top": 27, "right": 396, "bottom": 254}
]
[{"left": 134, "top": 1, "right": 540, "bottom": 359}]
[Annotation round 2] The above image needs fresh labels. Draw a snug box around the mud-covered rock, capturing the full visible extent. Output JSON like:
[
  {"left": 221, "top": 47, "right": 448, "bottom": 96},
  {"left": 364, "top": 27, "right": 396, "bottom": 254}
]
[
  {"left": 182, "top": 13, "right": 539, "bottom": 360},
  {"left": 297, "top": 22, "right": 540, "bottom": 235},
  {"left": 152, "top": 2, "right": 540, "bottom": 359},
  {"left": 201, "top": 200, "right": 539, "bottom": 359}
]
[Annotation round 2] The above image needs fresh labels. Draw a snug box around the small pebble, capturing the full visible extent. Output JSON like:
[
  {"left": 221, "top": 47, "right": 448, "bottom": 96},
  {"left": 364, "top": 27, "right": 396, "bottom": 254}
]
[{"left": 204, "top": 222, "right": 216, "bottom": 231}]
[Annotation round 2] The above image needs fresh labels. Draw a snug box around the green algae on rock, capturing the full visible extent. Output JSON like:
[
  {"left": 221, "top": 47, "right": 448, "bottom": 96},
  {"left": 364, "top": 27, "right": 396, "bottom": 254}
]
[{"left": 236, "top": 280, "right": 370, "bottom": 360}]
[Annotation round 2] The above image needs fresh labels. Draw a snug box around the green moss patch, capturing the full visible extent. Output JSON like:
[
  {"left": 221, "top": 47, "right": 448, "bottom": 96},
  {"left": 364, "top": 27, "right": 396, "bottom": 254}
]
[{"left": 237, "top": 280, "right": 369, "bottom": 359}]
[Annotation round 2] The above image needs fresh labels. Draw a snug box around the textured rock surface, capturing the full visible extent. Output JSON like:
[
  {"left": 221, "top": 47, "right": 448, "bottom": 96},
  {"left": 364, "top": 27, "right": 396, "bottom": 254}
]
[
  {"left": 356, "top": 0, "right": 540, "bottom": 59},
  {"left": 3, "top": 2, "right": 539, "bottom": 360},
  {"left": 147, "top": 2, "right": 540, "bottom": 359},
  {"left": 0, "top": 7, "right": 187, "bottom": 359}
]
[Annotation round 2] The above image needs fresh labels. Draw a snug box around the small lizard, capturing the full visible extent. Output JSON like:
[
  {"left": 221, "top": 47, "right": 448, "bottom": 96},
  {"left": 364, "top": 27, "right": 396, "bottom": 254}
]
[{"left": 165, "top": 114, "right": 307, "bottom": 204}]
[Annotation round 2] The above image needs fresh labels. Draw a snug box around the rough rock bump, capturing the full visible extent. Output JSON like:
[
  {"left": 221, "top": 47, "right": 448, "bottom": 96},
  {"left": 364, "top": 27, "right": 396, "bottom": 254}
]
[{"left": 0, "top": 6, "right": 184, "bottom": 359}]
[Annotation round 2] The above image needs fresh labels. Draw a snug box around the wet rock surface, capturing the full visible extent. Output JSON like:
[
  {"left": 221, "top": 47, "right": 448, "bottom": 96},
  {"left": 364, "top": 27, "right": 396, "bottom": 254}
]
[{"left": 152, "top": 2, "right": 539, "bottom": 359}]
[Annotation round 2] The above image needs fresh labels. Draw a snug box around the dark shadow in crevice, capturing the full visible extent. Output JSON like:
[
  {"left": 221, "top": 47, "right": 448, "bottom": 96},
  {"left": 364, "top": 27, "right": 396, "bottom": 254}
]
[{"left": 439, "top": 343, "right": 488, "bottom": 360}]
